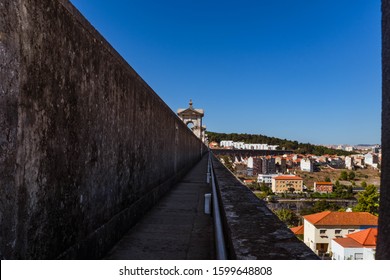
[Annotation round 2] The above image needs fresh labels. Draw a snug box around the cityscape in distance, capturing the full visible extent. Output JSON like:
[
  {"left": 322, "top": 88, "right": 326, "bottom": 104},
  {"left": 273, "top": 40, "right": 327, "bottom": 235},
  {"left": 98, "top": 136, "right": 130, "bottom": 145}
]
[{"left": 207, "top": 131, "right": 380, "bottom": 260}]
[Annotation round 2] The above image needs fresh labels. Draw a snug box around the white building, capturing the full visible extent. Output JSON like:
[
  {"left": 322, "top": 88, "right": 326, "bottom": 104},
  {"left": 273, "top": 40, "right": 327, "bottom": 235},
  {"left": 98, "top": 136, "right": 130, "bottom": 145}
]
[
  {"left": 218, "top": 140, "right": 278, "bottom": 150},
  {"left": 247, "top": 157, "right": 254, "bottom": 168},
  {"left": 331, "top": 228, "right": 377, "bottom": 260},
  {"left": 345, "top": 146, "right": 354, "bottom": 152},
  {"left": 257, "top": 174, "right": 278, "bottom": 185},
  {"left": 247, "top": 157, "right": 263, "bottom": 175},
  {"left": 220, "top": 140, "right": 234, "bottom": 147},
  {"left": 345, "top": 156, "right": 354, "bottom": 170},
  {"left": 354, "top": 156, "right": 365, "bottom": 168},
  {"left": 244, "top": 143, "right": 264, "bottom": 150},
  {"left": 233, "top": 142, "right": 245, "bottom": 149},
  {"left": 303, "top": 211, "right": 378, "bottom": 255},
  {"left": 337, "top": 145, "right": 345, "bottom": 150},
  {"left": 364, "top": 153, "right": 379, "bottom": 166},
  {"left": 300, "top": 158, "right": 314, "bottom": 172}
]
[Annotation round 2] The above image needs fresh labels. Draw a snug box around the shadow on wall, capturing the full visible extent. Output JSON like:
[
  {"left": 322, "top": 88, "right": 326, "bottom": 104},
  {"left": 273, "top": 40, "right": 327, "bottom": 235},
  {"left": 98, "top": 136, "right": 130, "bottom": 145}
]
[{"left": 0, "top": 0, "right": 205, "bottom": 259}]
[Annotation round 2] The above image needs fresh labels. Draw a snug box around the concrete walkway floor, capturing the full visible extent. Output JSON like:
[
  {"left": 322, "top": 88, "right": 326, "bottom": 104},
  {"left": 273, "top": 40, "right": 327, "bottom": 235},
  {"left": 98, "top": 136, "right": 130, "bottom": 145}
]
[{"left": 105, "top": 154, "right": 214, "bottom": 260}]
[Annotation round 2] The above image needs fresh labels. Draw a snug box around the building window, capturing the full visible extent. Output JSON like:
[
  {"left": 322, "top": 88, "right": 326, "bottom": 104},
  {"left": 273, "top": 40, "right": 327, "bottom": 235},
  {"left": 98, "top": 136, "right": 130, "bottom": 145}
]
[
  {"left": 335, "top": 230, "right": 341, "bottom": 234},
  {"left": 320, "top": 229, "right": 326, "bottom": 234},
  {"left": 354, "top": 253, "right": 363, "bottom": 260},
  {"left": 348, "top": 230, "right": 355, "bottom": 233}
]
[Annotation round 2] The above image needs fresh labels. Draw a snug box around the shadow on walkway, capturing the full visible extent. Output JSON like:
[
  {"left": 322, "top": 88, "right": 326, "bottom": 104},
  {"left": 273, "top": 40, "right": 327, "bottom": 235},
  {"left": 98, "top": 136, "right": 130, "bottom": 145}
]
[{"left": 105, "top": 154, "right": 214, "bottom": 259}]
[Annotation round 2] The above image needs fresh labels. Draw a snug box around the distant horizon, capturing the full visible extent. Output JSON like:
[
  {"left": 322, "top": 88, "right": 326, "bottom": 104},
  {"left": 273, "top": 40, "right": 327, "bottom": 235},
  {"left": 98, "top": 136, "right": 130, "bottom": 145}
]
[{"left": 70, "top": 0, "right": 381, "bottom": 145}]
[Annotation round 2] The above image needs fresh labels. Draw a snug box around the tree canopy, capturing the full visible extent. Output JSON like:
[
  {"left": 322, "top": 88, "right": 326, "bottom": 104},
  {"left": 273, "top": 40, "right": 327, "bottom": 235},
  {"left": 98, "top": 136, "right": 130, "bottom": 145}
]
[
  {"left": 300, "top": 200, "right": 342, "bottom": 216},
  {"left": 353, "top": 185, "right": 380, "bottom": 215},
  {"left": 273, "top": 208, "right": 300, "bottom": 227},
  {"left": 339, "top": 171, "right": 348, "bottom": 180}
]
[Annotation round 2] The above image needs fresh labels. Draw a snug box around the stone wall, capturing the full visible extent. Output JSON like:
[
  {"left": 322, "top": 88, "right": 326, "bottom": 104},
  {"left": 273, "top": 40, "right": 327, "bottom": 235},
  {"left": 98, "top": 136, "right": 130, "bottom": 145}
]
[
  {"left": 211, "top": 154, "right": 318, "bottom": 259},
  {"left": 0, "top": 0, "right": 204, "bottom": 259},
  {"left": 378, "top": 0, "right": 390, "bottom": 260}
]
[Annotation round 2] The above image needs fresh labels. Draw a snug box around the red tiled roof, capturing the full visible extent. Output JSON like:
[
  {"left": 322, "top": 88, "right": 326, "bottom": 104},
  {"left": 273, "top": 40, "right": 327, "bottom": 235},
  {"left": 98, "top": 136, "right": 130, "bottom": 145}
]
[
  {"left": 290, "top": 225, "right": 304, "bottom": 235},
  {"left": 274, "top": 175, "right": 303, "bottom": 180},
  {"left": 333, "top": 237, "right": 364, "bottom": 248},
  {"left": 333, "top": 228, "right": 377, "bottom": 248},
  {"left": 347, "top": 228, "right": 377, "bottom": 246},
  {"left": 303, "top": 211, "right": 378, "bottom": 226},
  {"left": 304, "top": 211, "right": 331, "bottom": 224}
]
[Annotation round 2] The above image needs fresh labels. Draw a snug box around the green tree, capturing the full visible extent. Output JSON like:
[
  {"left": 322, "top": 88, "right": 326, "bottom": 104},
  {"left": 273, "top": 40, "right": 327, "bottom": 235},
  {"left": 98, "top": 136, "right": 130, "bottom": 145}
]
[
  {"left": 361, "top": 181, "right": 367, "bottom": 188},
  {"left": 353, "top": 185, "right": 380, "bottom": 215},
  {"left": 248, "top": 182, "right": 260, "bottom": 191},
  {"left": 260, "top": 183, "right": 273, "bottom": 195},
  {"left": 288, "top": 187, "right": 295, "bottom": 194},
  {"left": 273, "top": 209, "right": 300, "bottom": 227},
  {"left": 331, "top": 180, "right": 354, "bottom": 199},
  {"left": 255, "top": 192, "right": 267, "bottom": 200},
  {"left": 348, "top": 171, "right": 356, "bottom": 180},
  {"left": 340, "top": 171, "right": 348, "bottom": 180},
  {"left": 312, "top": 200, "right": 341, "bottom": 213},
  {"left": 300, "top": 207, "right": 315, "bottom": 216},
  {"left": 324, "top": 177, "right": 331, "bottom": 182},
  {"left": 347, "top": 185, "right": 353, "bottom": 195},
  {"left": 333, "top": 180, "right": 344, "bottom": 195}
]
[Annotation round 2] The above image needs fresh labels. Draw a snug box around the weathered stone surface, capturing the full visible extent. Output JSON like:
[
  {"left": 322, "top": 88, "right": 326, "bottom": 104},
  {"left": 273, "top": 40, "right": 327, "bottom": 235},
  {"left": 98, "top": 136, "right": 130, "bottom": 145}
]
[
  {"left": 378, "top": 0, "right": 390, "bottom": 260},
  {"left": 211, "top": 155, "right": 318, "bottom": 260},
  {"left": 0, "top": 0, "right": 22, "bottom": 260},
  {"left": 0, "top": 0, "right": 204, "bottom": 259}
]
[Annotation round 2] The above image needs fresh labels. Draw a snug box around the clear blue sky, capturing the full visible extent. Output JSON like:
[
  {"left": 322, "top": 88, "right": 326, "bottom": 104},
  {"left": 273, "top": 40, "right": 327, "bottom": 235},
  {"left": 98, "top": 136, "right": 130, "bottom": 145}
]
[{"left": 70, "top": 0, "right": 381, "bottom": 145}]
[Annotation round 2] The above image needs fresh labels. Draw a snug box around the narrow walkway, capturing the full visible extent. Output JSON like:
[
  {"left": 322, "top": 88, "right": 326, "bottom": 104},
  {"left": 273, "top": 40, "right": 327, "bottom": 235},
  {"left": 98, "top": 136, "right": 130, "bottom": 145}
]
[{"left": 105, "top": 154, "right": 214, "bottom": 259}]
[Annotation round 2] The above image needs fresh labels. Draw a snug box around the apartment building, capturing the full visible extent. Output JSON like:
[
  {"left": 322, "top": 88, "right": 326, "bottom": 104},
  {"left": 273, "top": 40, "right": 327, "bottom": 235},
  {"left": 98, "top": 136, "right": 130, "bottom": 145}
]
[{"left": 271, "top": 175, "right": 303, "bottom": 193}]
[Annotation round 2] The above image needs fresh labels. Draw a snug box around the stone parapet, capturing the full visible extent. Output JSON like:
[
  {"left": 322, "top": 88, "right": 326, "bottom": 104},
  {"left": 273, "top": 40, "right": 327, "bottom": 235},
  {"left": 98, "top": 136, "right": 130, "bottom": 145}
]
[{"left": 211, "top": 154, "right": 319, "bottom": 259}]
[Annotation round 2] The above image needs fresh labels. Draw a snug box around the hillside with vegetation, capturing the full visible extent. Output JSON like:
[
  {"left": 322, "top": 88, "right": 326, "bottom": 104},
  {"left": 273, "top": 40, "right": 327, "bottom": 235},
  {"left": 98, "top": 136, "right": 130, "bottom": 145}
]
[{"left": 207, "top": 131, "right": 354, "bottom": 156}]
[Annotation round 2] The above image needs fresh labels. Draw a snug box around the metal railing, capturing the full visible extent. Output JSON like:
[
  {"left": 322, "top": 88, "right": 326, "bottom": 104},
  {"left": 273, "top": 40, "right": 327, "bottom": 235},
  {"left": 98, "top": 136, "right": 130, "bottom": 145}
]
[{"left": 207, "top": 151, "right": 228, "bottom": 260}]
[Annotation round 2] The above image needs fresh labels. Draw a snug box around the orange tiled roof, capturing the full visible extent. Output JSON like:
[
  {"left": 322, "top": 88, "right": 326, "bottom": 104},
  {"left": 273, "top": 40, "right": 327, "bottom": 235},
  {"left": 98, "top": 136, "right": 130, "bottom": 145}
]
[
  {"left": 290, "top": 225, "right": 304, "bottom": 235},
  {"left": 274, "top": 175, "right": 303, "bottom": 180},
  {"left": 347, "top": 228, "right": 377, "bottom": 246},
  {"left": 315, "top": 182, "right": 333, "bottom": 185},
  {"left": 333, "top": 237, "right": 364, "bottom": 248},
  {"left": 303, "top": 211, "right": 378, "bottom": 226}
]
